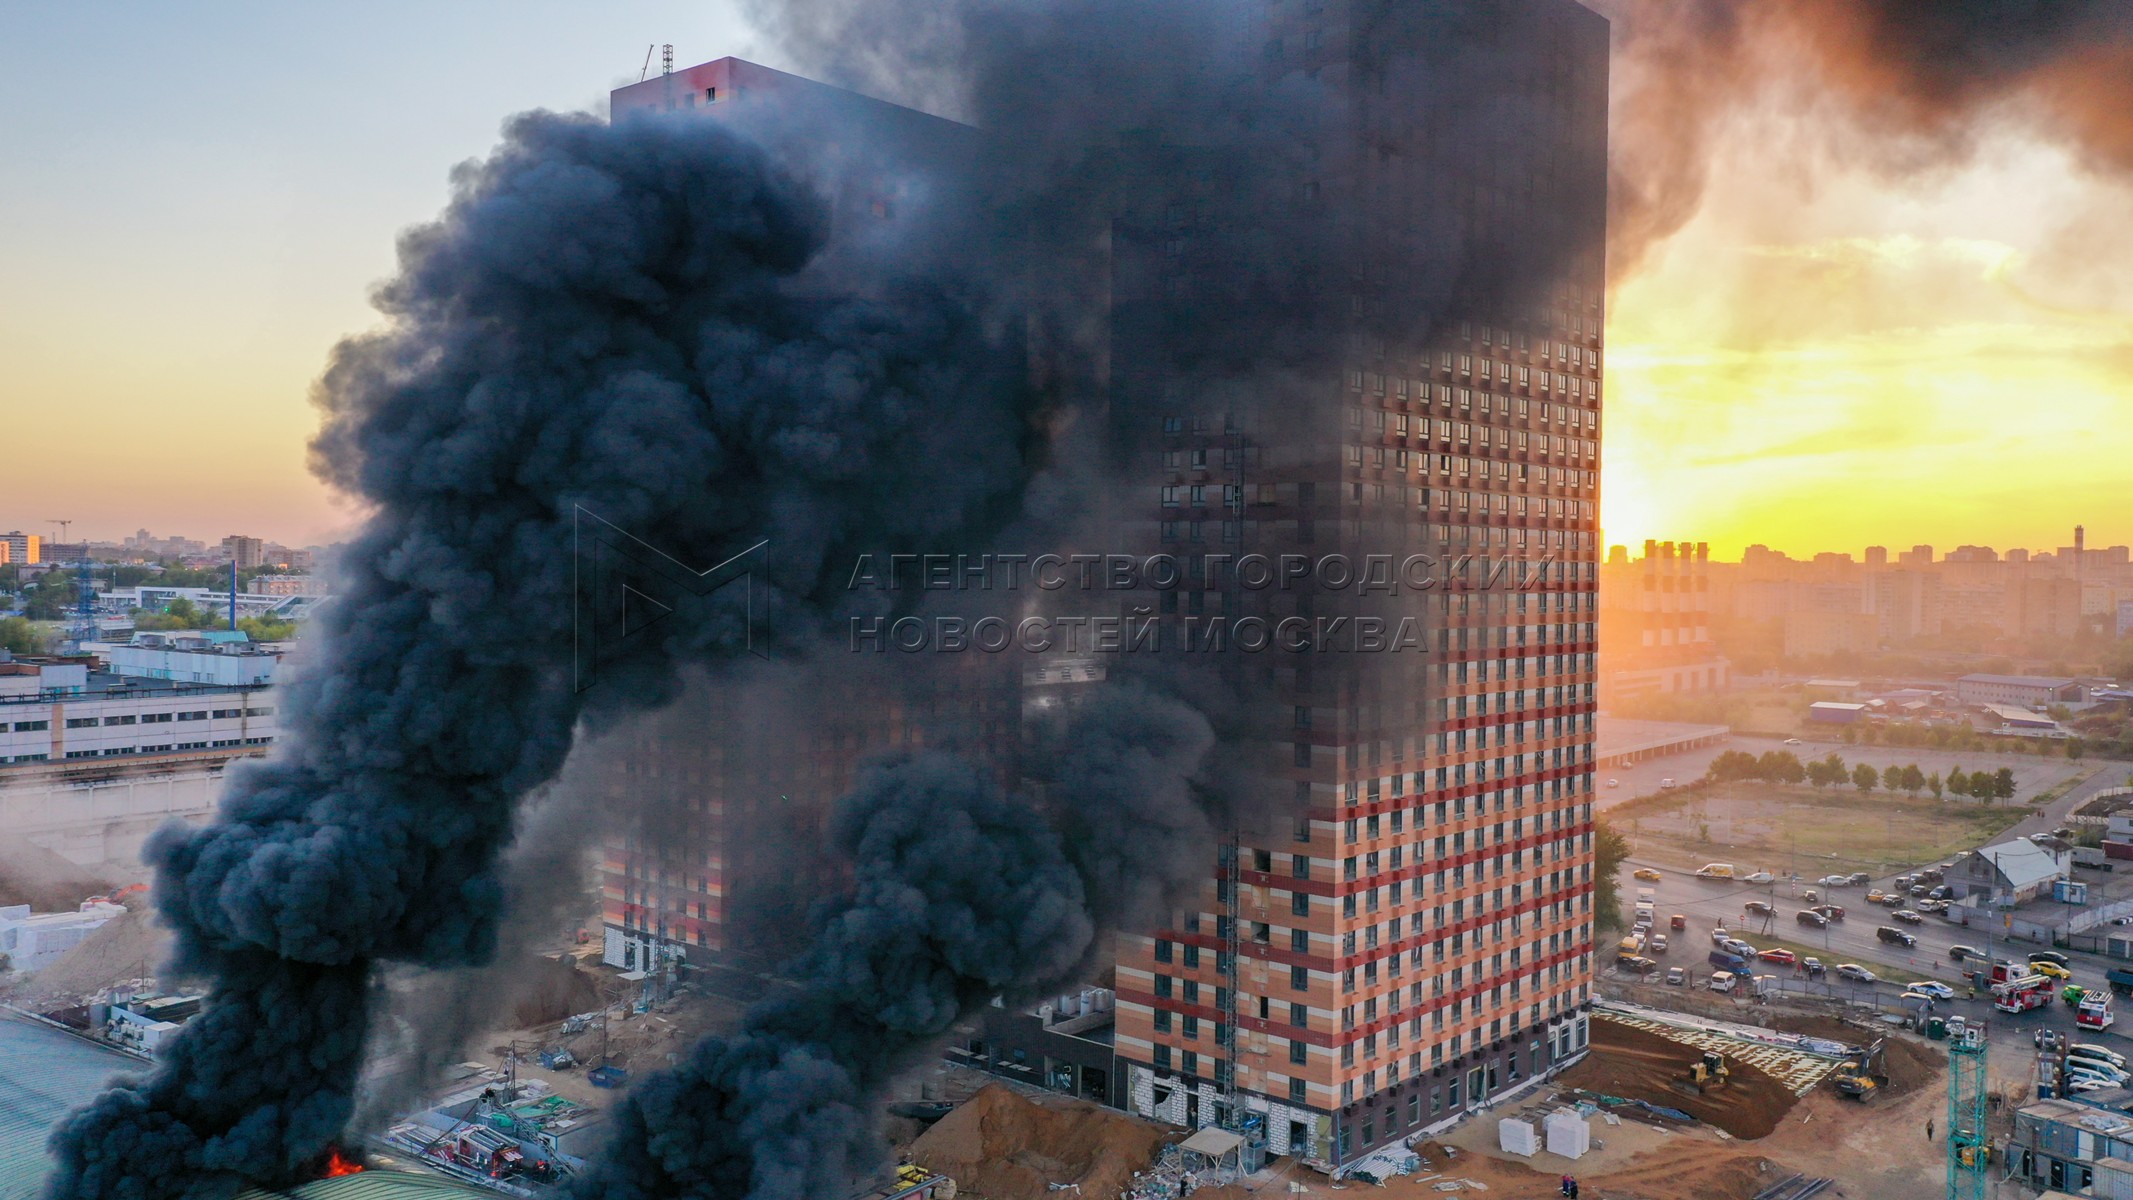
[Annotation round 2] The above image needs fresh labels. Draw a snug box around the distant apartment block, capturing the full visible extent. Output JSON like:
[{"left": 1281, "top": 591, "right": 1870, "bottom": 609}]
[
  {"left": 1599, "top": 540, "right": 1728, "bottom": 705},
  {"left": 0, "top": 532, "right": 40, "bottom": 565},
  {"left": 246, "top": 574, "right": 325, "bottom": 597},
  {"left": 220, "top": 536, "right": 266, "bottom": 570}
]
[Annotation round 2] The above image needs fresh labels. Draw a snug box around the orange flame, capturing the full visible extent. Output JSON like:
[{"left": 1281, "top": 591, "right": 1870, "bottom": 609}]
[{"left": 320, "top": 1147, "right": 365, "bottom": 1178}]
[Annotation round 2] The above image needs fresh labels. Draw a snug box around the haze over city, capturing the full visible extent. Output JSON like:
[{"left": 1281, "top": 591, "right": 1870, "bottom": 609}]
[{"left": 3, "top": 6, "right": 2132, "bottom": 1200}]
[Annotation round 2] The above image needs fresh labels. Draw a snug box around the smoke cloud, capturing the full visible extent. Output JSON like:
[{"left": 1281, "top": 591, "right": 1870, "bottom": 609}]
[
  {"left": 578, "top": 673, "right": 1221, "bottom": 1200},
  {"left": 49, "top": 108, "right": 1042, "bottom": 1200},
  {"left": 1608, "top": 0, "right": 2133, "bottom": 273}
]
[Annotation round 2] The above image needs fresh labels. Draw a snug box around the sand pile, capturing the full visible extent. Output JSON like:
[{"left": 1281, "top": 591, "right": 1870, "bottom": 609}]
[
  {"left": 1557, "top": 1020, "right": 1801, "bottom": 1139},
  {"left": 910, "top": 1084, "right": 1171, "bottom": 1200},
  {"left": 8, "top": 903, "right": 174, "bottom": 1009}
]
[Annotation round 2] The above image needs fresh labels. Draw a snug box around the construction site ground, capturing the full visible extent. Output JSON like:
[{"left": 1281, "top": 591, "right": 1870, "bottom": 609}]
[{"left": 897, "top": 1005, "right": 1968, "bottom": 1200}]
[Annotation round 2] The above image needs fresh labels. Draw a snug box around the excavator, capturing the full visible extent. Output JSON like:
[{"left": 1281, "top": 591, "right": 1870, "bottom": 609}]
[
  {"left": 1672, "top": 1050, "right": 1731, "bottom": 1096},
  {"left": 1830, "top": 1039, "right": 1887, "bottom": 1101}
]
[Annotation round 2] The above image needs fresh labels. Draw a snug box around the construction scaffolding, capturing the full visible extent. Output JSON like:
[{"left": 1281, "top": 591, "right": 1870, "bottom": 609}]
[{"left": 1945, "top": 1027, "right": 1989, "bottom": 1200}]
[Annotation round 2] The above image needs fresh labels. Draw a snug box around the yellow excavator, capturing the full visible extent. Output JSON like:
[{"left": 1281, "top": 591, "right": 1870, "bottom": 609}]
[
  {"left": 1831, "top": 1039, "right": 1886, "bottom": 1101},
  {"left": 1672, "top": 1050, "right": 1731, "bottom": 1095}
]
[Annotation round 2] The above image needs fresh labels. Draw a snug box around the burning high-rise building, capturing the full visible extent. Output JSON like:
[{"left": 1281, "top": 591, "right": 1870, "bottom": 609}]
[
  {"left": 1102, "top": 0, "right": 1608, "bottom": 1164},
  {"left": 616, "top": 0, "right": 1607, "bottom": 1169}
]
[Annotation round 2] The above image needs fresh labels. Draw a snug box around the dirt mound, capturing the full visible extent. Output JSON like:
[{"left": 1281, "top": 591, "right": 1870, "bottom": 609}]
[
  {"left": 8, "top": 903, "right": 174, "bottom": 1009},
  {"left": 1557, "top": 1020, "right": 1800, "bottom": 1139},
  {"left": 0, "top": 844, "right": 116, "bottom": 912},
  {"left": 1754, "top": 1011, "right": 1944, "bottom": 1097},
  {"left": 1872, "top": 1035, "right": 1943, "bottom": 1098},
  {"left": 910, "top": 1084, "right": 1170, "bottom": 1200},
  {"left": 507, "top": 955, "right": 608, "bottom": 1028}
]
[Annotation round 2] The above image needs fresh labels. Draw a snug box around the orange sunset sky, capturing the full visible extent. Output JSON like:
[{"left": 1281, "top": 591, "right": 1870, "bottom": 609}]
[{"left": 1, "top": 5, "right": 2127, "bottom": 560}]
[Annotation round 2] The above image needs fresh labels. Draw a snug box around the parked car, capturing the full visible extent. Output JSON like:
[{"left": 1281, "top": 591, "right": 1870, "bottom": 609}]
[
  {"left": 1660, "top": 778, "right": 1677, "bottom": 789},
  {"left": 1760, "top": 948, "right": 1798, "bottom": 965},
  {"left": 1671, "top": 914, "right": 1688, "bottom": 930},
  {"left": 1893, "top": 874, "right": 1915, "bottom": 890},
  {"left": 1866, "top": 889, "right": 1888, "bottom": 904},
  {"left": 2030, "top": 960, "right": 2073, "bottom": 981},
  {"left": 1665, "top": 966, "right": 1687, "bottom": 985},
  {"left": 1633, "top": 867, "right": 1662, "bottom": 882},
  {"left": 1893, "top": 909, "right": 1924, "bottom": 925},
  {"left": 1876, "top": 926, "right": 1917, "bottom": 947},
  {"left": 1708, "top": 972, "right": 1737, "bottom": 993},
  {"left": 1650, "top": 934, "right": 1669, "bottom": 954},
  {"left": 1710, "top": 927, "right": 1733, "bottom": 945},
  {"left": 1848, "top": 872, "right": 1873, "bottom": 886},
  {"left": 1745, "top": 900, "right": 1775, "bottom": 918},
  {"left": 1723, "top": 938, "right": 1756, "bottom": 957},
  {"left": 1835, "top": 963, "right": 1878, "bottom": 983},
  {"left": 1908, "top": 884, "right": 1931, "bottom": 898},
  {"left": 1950, "top": 944, "right": 1983, "bottom": 962},
  {"left": 1813, "top": 904, "right": 1846, "bottom": 921},
  {"left": 1743, "top": 870, "right": 1775, "bottom": 884},
  {"left": 1912, "top": 982, "right": 1957, "bottom": 1000},
  {"left": 1797, "top": 910, "right": 1829, "bottom": 928},
  {"left": 1804, "top": 957, "right": 1825, "bottom": 977},
  {"left": 2071, "top": 1044, "right": 2129, "bottom": 1070},
  {"left": 1928, "top": 885, "right": 1953, "bottom": 900},
  {"left": 1819, "top": 874, "right": 1851, "bottom": 887},
  {"left": 1620, "top": 955, "right": 1659, "bottom": 975},
  {"left": 1606, "top": 778, "right": 1620, "bottom": 788},
  {"left": 1784, "top": 737, "right": 1803, "bottom": 745},
  {"left": 1880, "top": 893, "right": 1907, "bottom": 908},
  {"left": 2032, "top": 951, "right": 2072, "bottom": 969}
]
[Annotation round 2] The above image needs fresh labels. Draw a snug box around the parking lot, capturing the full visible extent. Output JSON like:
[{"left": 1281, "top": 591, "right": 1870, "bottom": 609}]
[{"left": 1611, "top": 855, "right": 2133, "bottom": 1079}]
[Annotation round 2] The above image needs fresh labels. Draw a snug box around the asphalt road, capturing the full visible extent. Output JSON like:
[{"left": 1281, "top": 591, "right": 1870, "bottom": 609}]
[{"left": 1609, "top": 759, "right": 2133, "bottom": 1077}]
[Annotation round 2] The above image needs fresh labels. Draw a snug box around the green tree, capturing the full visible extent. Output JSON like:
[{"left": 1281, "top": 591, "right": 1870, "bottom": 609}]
[
  {"left": 237, "top": 616, "right": 296, "bottom": 642},
  {"left": 0, "top": 616, "right": 49, "bottom": 655},
  {"left": 1853, "top": 763, "right": 1879, "bottom": 792},
  {"left": 135, "top": 597, "right": 210, "bottom": 631},
  {"left": 1946, "top": 767, "right": 1968, "bottom": 798},
  {"left": 1994, "top": 767, "right": 2017, "bottom": 802},
  {"left": 1776, "top": 752, "right": 1807, "bottom": 785},
  {"left": 1595, "top": 820, "right": 1632, "bottom": 933},
  {"left": 1927, "top": 772, "right": 1943, "bottom": 800},
  {"left": 1882, "top": 764, "right": 1904, "bottom": 792},
  {"left": 2067, "top": 737, "right": 2087, "bottom": 761},
  {"left": 1900, "top": 764, "right": 1925, "bottom": 795}
]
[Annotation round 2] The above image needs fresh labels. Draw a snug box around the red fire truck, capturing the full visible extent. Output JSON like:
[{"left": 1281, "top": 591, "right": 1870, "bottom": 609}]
[{"left": 1993, "top": 974, "right": 2053, "bottom": 1014}]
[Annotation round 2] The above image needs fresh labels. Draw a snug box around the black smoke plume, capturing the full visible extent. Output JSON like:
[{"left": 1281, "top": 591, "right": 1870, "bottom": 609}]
[
  {"left": 575, "top": 684, "right": 1217, "bottom": 1200},
  {"left": 1608, "top": 0, "right": 2133, "bottom": 272},
  {"left": 48, "top": 108, "right": 1042, "bottom": 1200}
]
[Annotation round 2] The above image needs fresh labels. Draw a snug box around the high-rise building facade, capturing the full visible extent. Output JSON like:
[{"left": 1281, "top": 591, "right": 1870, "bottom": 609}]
[
  {"left": 604, "top": 3, "right": 1606, "bottom": 1164},
  {"left": 1599, "top": 540, "right": 1728, "bottom": 704},
  {"left": 1103, "top": 0, "right": 1608, "bottom": 1166}
]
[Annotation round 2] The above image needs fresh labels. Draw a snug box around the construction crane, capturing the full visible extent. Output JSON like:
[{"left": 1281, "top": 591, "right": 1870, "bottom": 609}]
[
  {"left": 46, "top": 520, "right": 96, "bottom": 649},
  {"left": 1947, "top": 1026, "right": 1989, "bottom": 1200}
]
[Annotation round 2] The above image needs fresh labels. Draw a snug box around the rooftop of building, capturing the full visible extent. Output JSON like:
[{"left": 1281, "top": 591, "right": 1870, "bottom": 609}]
[
  {"left": 0, "top": 1013, "right": 151, "bottom": 1197},
  {"left": 1593, "top": 715, "right": 1729, "bottom": 759},
  {"left": 1968, "top": 837, "right": 2067, "bottom": 891},
  {"left": 1959, "top": 673, "right": 2078, "bottom": 688}
]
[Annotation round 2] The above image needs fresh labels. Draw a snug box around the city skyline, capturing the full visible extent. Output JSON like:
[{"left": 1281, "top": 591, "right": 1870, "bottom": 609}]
[{"left": 3, "top": 5, "right": 2129, "bottom": 555}]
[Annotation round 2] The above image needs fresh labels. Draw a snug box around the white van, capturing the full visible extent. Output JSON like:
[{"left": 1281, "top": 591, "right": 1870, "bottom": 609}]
[
  {"left": 1695, "top": 863, "right": 1736, "bottom": 880},
  {"left": 1709, "top": 972, "right": 1737, "bottom": 993}
]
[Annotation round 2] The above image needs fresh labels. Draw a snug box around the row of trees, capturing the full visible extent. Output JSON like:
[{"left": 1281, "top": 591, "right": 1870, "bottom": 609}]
[{"left": 1704, "top": 749, "right": 2018, "bottom": 801}]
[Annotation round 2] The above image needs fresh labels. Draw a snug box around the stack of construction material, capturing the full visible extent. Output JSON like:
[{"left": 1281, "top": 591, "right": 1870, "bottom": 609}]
[
  {"left": 1544, "top": 1109, "right": 1591, "bottom": 1159},
  {"left": 1498, "top": 1116, "right": 1539, "bottom": 1156}
]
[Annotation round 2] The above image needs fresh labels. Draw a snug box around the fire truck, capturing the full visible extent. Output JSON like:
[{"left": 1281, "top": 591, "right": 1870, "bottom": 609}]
[
  {"left": 427, "top": 1126, "right": 556, "bottom": 1182},
  {"left": 2078, "top": 992, "right": 2117, "bottom": 1031},
  {"left": 1993, "top": 973, "right": 2053, "bottom": 1014}
]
